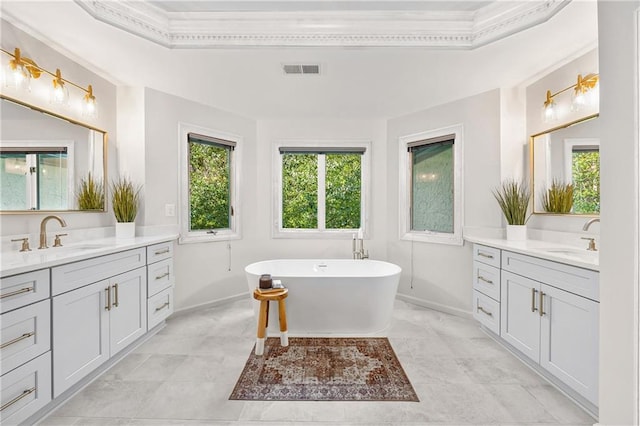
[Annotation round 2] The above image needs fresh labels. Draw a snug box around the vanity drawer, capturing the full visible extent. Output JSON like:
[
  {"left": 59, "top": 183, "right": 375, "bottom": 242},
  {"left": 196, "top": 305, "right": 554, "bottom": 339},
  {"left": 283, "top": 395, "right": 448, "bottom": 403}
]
[
  {"left": 147, "top": 241, "right": 173, "bottom": 264},
  {"left": 147, "top": 258, "right": 174, "bottom": 297},
  {"left": 502, "top": 250, "right": 599, "bottom": 301},
  {"left": 0, "top": 269, "right": 50, "bottom": 315},
  {"left": 473, "top": 261, "right": 500, "bottom": 301},
  {"left": 148, "top": 286, "right": 173, "bottom": 330},
  {"left": 473, "top": 244, "right": 501, "bottom": 268},
  {"left": 0, "top": 351, "right": 52, "bottom": 426},
  {"left": 51, "top": 248, "right": 146, "bottom": 296},
  {"left": 473, "top": 290, "right": 500, "bottom": 335},
  {"left": 1, "top": 300, "right": 50, "bottom": 376}
]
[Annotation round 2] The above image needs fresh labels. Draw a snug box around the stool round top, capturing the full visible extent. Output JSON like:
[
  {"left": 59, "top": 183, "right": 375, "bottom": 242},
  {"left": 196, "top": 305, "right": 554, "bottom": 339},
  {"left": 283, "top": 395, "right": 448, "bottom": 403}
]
[{"left": 253, "top": 287, "right": 288, "bottom": 301}]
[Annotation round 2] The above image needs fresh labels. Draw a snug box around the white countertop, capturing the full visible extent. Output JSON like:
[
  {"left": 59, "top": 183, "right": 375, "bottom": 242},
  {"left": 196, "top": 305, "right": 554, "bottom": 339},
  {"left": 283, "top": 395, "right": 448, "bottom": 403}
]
[
  {"left": 0, "top": 234, "right": 178, "bottom": 277},
  {"left": 464, "top": 233, "right": 599, "bottom": 272}
]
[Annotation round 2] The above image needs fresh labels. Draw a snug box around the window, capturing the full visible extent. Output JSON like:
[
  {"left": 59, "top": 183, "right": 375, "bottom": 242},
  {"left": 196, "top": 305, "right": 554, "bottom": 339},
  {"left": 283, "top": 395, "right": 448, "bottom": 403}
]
[
  {"left": 399, "top": 124, "right": 463, "bottom": 245},
  {"left": 179, "top": 124, "right": 241, "bottom": 243},
  {"left": 0, "top": 141, "right": 74, "bottom": 210},
  {"left": 275, "top": 142, "right": 370, "bottom": 237},
  {"left": 563, "top": 138, "right": 600, "bottom": 214}
]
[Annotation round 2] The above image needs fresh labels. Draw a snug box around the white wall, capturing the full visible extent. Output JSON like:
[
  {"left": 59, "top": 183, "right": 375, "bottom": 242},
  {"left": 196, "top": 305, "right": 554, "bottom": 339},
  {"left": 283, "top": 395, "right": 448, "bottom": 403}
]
[
  {"left": 0, "top": 19, "right": 117, "bottom": 236},
  {"left": 598, "top": 2, "right": 639, "bottom": 424},
  {"left": 387, "top": 89, "right": 503, "bottom": 315}
]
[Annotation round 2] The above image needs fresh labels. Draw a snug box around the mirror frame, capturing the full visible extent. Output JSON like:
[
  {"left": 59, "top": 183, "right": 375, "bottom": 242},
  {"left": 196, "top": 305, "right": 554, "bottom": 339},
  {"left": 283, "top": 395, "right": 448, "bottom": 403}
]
[
  {"left": 0, "top": 94, "right": 108, "bottom": 214},
  {"left": 529, "top": 113, "right": 599, "bottom": 217}
]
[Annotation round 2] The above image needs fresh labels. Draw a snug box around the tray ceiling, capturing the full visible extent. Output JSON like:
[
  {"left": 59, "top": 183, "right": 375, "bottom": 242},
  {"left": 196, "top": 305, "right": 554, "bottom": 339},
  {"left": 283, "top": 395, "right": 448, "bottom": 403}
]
[{"left": 75, "top": 0, "right": 570, "bottom": 48}]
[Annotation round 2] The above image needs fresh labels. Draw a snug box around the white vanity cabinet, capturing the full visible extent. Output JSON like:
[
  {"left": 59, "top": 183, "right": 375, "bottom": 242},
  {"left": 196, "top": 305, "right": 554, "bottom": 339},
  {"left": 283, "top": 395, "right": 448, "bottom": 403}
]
[
  {"left": 472, "top": 245, "right": 501, "bottom": 334},
  {"left": 145, "top": 241, "right": 175, "bottom": 330},
  {"left": 471, "top": 243, "right": 600, "bottom": 411},
  {"left": 0, "top": 270, "right": 52, "bottom": 425},
  {"left": 51, "top": 249, "right": 147, "bottom": 397}
]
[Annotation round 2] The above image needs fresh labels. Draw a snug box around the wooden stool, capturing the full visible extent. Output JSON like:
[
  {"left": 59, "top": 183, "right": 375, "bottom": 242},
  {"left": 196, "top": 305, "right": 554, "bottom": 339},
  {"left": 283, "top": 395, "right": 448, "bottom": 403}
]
[{"left": 252, "top": 288, "right": 288, "bottom": 356}]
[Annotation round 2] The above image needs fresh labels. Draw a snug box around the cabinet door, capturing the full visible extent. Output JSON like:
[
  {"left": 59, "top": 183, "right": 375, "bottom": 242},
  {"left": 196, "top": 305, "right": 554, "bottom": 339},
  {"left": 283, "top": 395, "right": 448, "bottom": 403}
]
[
  {"left": 540, "top": 284, "right": 599, "bottom": 406},
  {"left": 109, "top": 267, "right": 147, "bottom": 357},
  {"left": 500, "top": 271, "right": 540, "bottom": 363},
  {"left": 52, "top": 280, "right": 109, "bottom": 397}
]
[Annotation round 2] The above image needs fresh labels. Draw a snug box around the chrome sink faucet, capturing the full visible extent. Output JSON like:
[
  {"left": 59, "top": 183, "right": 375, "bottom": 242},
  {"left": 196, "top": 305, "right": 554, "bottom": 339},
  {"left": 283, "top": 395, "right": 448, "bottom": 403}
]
[
  {"left": 582, "top": 218, "right": 600, "bottom": 231},
  {"left": 39, "top": 215, "right": 67, "bottom": 249}
]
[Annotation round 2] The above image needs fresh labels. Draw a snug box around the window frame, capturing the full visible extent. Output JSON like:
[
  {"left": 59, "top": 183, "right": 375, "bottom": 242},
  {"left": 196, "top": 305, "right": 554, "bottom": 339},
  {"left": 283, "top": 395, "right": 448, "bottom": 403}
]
[
  {"left": 273, "top": 140, "right": 371, "bottom": 239},
  {"left": 398, "top": 124, "right": 464, "bottom": 245},
  {"left": 178, "top": 122, "right": 242, "bottom": 244}
]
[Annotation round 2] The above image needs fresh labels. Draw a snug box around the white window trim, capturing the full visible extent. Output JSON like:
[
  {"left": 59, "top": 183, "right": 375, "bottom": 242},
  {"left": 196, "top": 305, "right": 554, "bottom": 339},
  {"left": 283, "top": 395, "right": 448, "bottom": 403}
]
[
  {"left": 563, "top": 137, "right": 600, "bottom": 183},
  {"left": 178, "top": 122, "right": 242, "bottom": 244},
  {"left": 272, "top": 140, "right": 371, "bottom": 239},
  {"left": 398, "top": 124, "right": 464, "bottom": 245},
  {"left": 2, "top": 140, "right": 75, "bottom": 210}
]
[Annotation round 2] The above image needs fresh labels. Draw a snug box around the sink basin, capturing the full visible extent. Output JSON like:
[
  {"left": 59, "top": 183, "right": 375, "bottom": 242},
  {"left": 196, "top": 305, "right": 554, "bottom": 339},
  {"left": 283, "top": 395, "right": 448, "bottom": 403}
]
[
  {"left": 53, "top": 243, "right": 111, "bottom": 251},
  {"left": 533, "top": 247, "right": 598, "bottom": 262}
]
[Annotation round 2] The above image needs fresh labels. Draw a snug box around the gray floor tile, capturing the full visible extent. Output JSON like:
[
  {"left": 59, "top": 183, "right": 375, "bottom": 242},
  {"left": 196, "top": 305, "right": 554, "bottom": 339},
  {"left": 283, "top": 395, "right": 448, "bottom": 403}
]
[{"left": 38, "top": 298, "right": 594, "bottom": 425}]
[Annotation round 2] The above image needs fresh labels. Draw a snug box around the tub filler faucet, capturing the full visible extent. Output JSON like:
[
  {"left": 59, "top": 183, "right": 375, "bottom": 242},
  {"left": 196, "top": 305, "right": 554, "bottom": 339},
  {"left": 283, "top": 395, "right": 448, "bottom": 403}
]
[{"left": 352, "top": 231, "right": 369, "bottom": 260}]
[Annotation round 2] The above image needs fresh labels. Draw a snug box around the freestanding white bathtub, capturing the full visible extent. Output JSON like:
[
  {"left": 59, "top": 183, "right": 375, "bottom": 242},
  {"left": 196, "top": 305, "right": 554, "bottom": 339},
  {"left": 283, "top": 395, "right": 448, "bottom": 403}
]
[{"left": 245, "top": 259, "right": 401, "bottom": 335}]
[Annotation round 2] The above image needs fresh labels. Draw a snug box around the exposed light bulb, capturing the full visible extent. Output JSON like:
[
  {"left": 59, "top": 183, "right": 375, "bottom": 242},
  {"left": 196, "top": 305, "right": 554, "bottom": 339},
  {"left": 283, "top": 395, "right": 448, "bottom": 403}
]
[
  {"left": 82, "top": 84, "right": 98, "bottom": 118},
  {"left": 50, "top": 68, "right": 69, "bottom": 106}
]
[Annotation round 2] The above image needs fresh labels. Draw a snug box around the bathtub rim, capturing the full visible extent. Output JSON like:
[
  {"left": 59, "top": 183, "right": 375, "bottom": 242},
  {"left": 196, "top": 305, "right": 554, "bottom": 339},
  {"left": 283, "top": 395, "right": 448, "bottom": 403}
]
[{"left": 244, "top": 258, "right": 402, "bottom": 279}]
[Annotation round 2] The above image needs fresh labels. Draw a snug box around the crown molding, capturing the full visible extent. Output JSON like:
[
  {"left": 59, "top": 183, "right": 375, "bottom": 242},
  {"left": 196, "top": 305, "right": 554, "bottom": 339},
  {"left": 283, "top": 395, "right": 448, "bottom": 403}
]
[{"left": 75, "top": 0, "right": 570, "bottom": 49}]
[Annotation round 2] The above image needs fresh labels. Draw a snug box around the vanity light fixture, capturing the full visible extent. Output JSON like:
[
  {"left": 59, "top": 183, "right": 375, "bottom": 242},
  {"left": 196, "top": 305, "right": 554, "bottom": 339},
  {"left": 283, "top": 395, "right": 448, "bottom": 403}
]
[
  {"left": 0, "top": 46, "right": 98, "bottom": 117},
  {"left": 542, "top": 73, "right": 599, "bottom": 123},
  {"left": 51, "top": 68, "right": 69, "bottom": 106}
]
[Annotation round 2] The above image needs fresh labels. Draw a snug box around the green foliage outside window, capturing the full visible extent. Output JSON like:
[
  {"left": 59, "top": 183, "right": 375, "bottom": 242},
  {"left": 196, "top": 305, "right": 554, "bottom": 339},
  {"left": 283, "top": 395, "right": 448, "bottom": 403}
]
[
  {"left": 325, "top": 154, "right": 361, "bottom": 229},
  {"left": 282, "top": 154, "right": 318, "bottom": 229},
  {"left": 572, "top": 150, "right": 600, "bottom": 214},
  {"left": 281, "top": 152, "right": 362, "bottom": 230},
  {"left": 189, "top": 142, "right": 231, "bottom": 230}
]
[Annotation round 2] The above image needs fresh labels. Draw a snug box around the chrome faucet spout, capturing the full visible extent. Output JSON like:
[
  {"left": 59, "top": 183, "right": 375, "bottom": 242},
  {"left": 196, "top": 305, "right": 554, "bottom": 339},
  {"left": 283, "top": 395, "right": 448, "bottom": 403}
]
[
  {"left": 582, "top": 218, "right": 600, "bottom": 232},
  {"left": 39, "top": 215, "right": 67, "bottom": 249}
]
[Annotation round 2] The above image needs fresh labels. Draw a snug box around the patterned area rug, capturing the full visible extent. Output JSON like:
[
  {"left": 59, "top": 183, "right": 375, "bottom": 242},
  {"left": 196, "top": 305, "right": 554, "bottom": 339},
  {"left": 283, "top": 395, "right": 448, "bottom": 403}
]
[{"left": 229, "top": 337, "right": 419, "bottom": 401}]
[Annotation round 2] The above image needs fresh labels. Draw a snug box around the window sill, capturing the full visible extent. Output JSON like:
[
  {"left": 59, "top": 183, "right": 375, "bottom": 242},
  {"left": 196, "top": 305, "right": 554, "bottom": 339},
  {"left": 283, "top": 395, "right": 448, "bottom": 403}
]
[
  {"left": 273, "top": 229, "right": 365, "bottom": 239},
  {"left": 401, "top": 231, "right": 463, "bottom": 246},
  {"left": 179, "top": 231, "right": 241, "bottom": 244}
]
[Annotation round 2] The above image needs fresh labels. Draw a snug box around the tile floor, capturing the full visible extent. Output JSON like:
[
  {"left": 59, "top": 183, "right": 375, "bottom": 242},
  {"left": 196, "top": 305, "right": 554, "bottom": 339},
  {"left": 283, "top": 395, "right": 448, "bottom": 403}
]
[{"left": 39, "top": 299, "right": 595, "bottom": 425}]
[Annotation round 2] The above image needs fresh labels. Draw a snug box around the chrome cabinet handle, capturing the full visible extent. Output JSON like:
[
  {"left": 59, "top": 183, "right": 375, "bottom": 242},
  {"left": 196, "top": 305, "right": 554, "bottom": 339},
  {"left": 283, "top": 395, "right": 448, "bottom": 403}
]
[
  {"left": 105, "top": 287, "right": 111, "bottom": 311},
  {"left": 0, "top": 287, "right": 33, "bottom": 300},
  {"left": 155, "top": 272, "right": 170, "bottom": 280},
  {"left": 1, "top": 387, "right": 36, "bottom": 412},
  {"left": 531, "top": 288, "right": 538, "bottom": 312},
  {"left": 477, "top": 305, "right": 493, "bottom": 317},
  {"left": 0, "top": 332, "right": 35, "bottom": 350},
  {"left": 113, "top": 283, "right": 119, "bottom": 308},
  {"left": 478, "top": 275, "right": 493, "bottom": 285},
  {"left": 154, "top": 248, "right": 170, "bottom": 255},
  {"left": 155, "top": 301, "right": 170, "bottom": 312},
  {"left": 539, "top": 291, "right": 546, "bottom": 317},
  {"left": 478, "top": 252, "right": 494, "bottom": 259}
]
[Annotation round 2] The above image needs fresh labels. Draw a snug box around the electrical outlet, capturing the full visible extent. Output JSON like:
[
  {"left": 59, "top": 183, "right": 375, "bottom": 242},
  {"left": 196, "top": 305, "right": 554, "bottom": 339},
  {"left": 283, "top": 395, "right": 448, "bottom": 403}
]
[{"left": 165, "top": 204, "right": 176, "bottom": 217}]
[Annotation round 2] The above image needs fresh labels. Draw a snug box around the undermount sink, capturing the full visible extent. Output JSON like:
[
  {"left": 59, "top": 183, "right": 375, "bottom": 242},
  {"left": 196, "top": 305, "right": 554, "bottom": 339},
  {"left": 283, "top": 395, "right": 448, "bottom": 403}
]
[
  {"left": 56, "top": 243, "right": 111, "bottom": 251},
  {"left": 533, "top": 247, "right": 598, "bottom": 262}
]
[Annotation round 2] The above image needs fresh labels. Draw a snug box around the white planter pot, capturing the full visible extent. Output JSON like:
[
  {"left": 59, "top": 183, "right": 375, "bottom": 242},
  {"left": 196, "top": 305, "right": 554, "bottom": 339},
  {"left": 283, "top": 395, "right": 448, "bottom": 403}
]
[
  {"left": 506, "top": 224, "right": 527, "bottom": 241},
  {"left": 115, "top": 222, "right": 136, "bottom": 239}
]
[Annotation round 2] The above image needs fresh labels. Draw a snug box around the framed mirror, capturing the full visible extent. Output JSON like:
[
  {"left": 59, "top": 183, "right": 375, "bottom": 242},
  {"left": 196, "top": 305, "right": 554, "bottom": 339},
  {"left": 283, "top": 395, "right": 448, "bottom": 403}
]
[
  {"left": 0, "top": 95, "right": 107, "bottom": 213},
  {"left": 530, "top": 113, "right": 599, "bottom": 216}
]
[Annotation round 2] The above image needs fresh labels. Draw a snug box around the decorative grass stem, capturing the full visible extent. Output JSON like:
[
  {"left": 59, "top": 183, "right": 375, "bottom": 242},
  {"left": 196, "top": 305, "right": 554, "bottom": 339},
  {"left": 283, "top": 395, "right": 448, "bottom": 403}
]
[
  {"left": 493, "top": 180, "right": 530, "bottom": 225},
  {"left": 542, "top": 180, "right": 574, "bottom": 213},
  {"left": 77, "top": 172, "right": 104, "bottom": 210},
  {"left": 111, "top": 177, "right": 141, "bottom": 223}
]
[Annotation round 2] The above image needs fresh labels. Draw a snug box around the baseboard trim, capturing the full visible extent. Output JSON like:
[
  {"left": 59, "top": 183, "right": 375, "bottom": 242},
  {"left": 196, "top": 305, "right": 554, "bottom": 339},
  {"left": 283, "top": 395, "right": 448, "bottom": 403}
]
[
  {"left": 172, "top": 292, "right": 248, "bottom": 317},
  {"left": 396, "top": 293, "right": 473, "bottom": 320}
]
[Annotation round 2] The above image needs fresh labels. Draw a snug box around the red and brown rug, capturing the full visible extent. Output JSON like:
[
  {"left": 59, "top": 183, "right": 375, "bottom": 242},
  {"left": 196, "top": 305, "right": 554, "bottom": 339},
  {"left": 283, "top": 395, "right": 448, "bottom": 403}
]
[{"left": 229, "top": 337, "right": 419, "bottom": 401}]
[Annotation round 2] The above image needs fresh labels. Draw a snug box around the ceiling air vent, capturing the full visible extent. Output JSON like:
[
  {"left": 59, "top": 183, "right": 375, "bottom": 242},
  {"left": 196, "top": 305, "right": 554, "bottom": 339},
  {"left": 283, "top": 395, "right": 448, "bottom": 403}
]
[{"left": 283, "top": 64, "right": 320, "bottom": 75}]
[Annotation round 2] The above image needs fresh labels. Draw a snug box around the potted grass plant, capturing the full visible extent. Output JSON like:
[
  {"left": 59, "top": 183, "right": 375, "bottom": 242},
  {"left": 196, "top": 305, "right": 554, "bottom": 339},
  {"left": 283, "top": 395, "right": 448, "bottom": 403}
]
[
  {"left": 77, "top": 172, "right": 104, "bottom": 210},
  {"left": 111, "top": 176, "right": 141, "bottom": 239},
  {"left": 542, "top": 180, "right": 574, "bottom": 214},
  {"left": 493, "top": 179, "right": 531, "bottom": 241}
]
